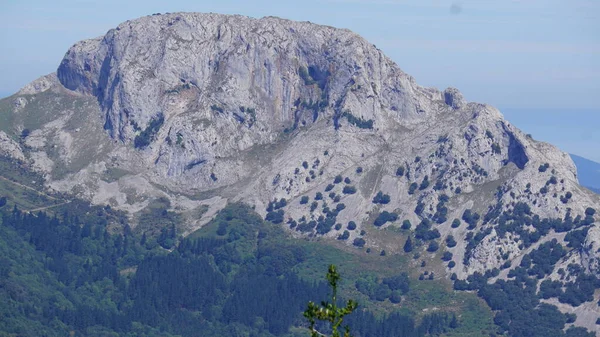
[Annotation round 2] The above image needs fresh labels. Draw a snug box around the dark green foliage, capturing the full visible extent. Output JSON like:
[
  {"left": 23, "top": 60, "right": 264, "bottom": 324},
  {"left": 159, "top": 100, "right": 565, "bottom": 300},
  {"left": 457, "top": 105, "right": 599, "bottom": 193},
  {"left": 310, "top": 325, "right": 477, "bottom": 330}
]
[
  {"left": 134, "top": 114, "right": 164, "bottom": 149},
  {"left": 566, "top": 326, "right": 596, "bottom": 337},
  {"left": 356, "top": 167, "right": 363, "bottom": 174},
  {"left": 347, "top": 221, "right": 357, "bottom": 230},
  {"left": 300, "top": 196, "right": 310, "bottom": 204},
  {"left": 374, "top": 211, "right": 398, "bottom": 227},
  {"left": 538, "top": 163, "right": 550, "bottom": 172},
  {"left": 304, "top": 265, "right": 357, "bottom": 337},
  {"left": 413, "top": 203, "right": 425, "bottom": 219},
  {"left": 325, "top": 184, "right": 335, "bottom": 192},
  {"left": 585, "top": 207, "right": 596, "bottom": 216},
  {"left": 463, "top": 228, "right": 492, "bottom": 265},
  {"left": 20, "top": 128, "right": 30, "bottom": 138},
  {"left": 427, "top": 241, "right": 439, "bottom": 252},
  {"left": 266, "top": 198, "right": 287, "bottom": 212},
  {"left": 442, "top": 251, "right": 453, "bottom": 261},
  {"left": 334, "top": 175, "right": 343, "bottom": 184},
  {"left": 347, "top": 310, "right": 457, "bottom": 337},
  {"left": 265, "top": 209, "right": 284, "bottom": 224},
  {"left": 342, "top": 111, "right": 374, "bottom": 129},
  {"left": 559, "top": 274, "right": 599, "bottom": 306},
  {"left": 561, "top": 191, "right": 573, "bottom": 203},
  {"left": 355, "top": 273, "right": 410, "bottom": 304},
  {"left": 315, "top": 192, "right": 323, "bottom": 200},
  {"left": 448, "top": 261, "right": 456, "bottom": 268},
  {"left": 527, "top": 239, "right": 566, "bottom": 278},
  {"left": 455, "top": 273, "right": 572, "bottom": 337},
  {"left": 342, "top": 185, "right": 357, "bottom": 194},
  {"left": 210, "top": 104, "right": 224, "bottom": 113},
  {"left": 539, "top": 280, "right": 563, "bottom": 299},
  {"left": 451, "top": 219, "right": 461, "bottom": 228},
  {"left": 353, "top": 238, "right": 366, "bottom": 247},
  {"left": 408, "top": 182, "right": 418, "bottom": 195},
  {"left": 446, "top": 235, "right": 457, "bottom": 248},
  {"left": 419, "top": 176, "right": 430, "bottom": 190},
  {"left": 396, "top": 166, "right": 405, "bottom": 177},
  {"left": 344, "top": 177, "right": 351, "bottom": 184},
  {"left": 565, "top": 227, "right": 589, "bottom": 250},
  {"left": 414, "top": 219, "right": 441, "bottom": 241},
  {"left": 372, "top": 191, "right": 391, "bottom": 204},
  {"left": 462, "top": 209, "right": 480, "bottom": 229},
  {"left": 401, "top": 220, "right": 411, "bottom": 230},
  {"left": 303, "top": 161, "right": 309, "bottom": 169},
  {"left": 403, "top": 236, "right": 413, "bottom": 253},
  {"left": 0, "top": 199, "right": 471, "bottom": 337},
  {"left": 547, "top": 176, "right": 558, "bottom": 185},
  {"left": 337, "top": 230, "right": 350, "bottom": 240},
  {"left": 310, "top": 201, "right": 318, "bottom": 212},
  {"left": 433, "top": 194, "right": 449, "bottom": 224}
]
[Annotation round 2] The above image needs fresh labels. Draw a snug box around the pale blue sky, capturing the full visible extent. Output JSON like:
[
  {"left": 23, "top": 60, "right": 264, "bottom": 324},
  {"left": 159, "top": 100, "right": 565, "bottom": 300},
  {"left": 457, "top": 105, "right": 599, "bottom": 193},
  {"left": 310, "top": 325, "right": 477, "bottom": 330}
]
[{"left": 0, "top": 0, "right": 598, "bottom": 161}]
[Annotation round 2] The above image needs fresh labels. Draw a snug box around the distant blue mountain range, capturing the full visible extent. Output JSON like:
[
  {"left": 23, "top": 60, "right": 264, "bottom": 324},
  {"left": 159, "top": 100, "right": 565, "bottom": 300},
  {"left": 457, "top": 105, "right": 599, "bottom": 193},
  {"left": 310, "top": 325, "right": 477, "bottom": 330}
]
[{"left": 570, "top": 154, "right": 600, "bottom": 194}]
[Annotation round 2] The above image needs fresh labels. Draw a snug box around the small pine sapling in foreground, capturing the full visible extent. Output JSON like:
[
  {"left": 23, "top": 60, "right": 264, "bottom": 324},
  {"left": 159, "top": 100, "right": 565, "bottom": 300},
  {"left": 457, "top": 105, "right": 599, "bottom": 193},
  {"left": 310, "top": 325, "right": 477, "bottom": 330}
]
[{"left": 304, "top": 265, "right": 358, "bottom": 337}]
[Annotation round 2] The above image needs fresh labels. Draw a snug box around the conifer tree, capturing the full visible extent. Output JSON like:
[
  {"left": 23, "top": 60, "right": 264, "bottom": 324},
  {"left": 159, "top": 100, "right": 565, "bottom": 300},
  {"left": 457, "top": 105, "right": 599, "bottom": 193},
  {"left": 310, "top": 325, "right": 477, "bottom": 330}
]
[{"left": 304, "top": 265, "right": 358, "bottom": 337}]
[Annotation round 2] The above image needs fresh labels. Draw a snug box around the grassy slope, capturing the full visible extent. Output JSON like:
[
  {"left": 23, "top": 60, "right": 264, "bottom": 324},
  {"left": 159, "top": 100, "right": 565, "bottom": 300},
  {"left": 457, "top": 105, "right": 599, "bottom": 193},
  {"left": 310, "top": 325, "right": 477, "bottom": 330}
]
[{"left": 191, "top": 217, "right": 496, "bottom": 336}]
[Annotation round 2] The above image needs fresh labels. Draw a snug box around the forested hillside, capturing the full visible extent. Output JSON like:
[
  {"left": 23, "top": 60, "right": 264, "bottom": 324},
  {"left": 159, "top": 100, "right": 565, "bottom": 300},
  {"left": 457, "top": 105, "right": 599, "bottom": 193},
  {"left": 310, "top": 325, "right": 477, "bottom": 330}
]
[{"left": 0, "top": 203, "right": 478, "bottom": 337}]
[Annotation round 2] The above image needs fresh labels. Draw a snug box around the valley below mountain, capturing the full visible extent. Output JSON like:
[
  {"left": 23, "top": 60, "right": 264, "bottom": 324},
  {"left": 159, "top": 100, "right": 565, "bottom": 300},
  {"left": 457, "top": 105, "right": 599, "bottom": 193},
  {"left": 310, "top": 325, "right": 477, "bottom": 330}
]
[{"left": 0, "top": 12, "right": 599, "bottom": 337}]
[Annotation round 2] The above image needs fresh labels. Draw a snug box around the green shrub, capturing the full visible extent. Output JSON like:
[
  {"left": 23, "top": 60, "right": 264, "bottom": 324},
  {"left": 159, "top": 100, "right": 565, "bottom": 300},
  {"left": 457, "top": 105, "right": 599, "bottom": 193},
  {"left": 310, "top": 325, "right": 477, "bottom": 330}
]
[
  {"left": 408, "top": 183, "right": 418, "bottom": 195},
  {"left": 374, "top": 211, "right": 398, "bottom": 227},
  {"left": 342, "top": 111, "right": 374, "bottom": 129},
  {"left": 427, "top": 241, "right": 440, "bottom": 252},
  {"left": 347, "top": 221, "right": 357, "bottom": 230},
  {"left": 401, "top": 220, "right": 411, "bottom": 230},
  {"left": 134, "top": 114, "right": 164, "bottom": 149},
  {"left": 396, "top": 166, "right": 405, "bottom": 177},
  {"left": 446, "top": 235, "right": 457, "bottom": 248},
  {"left": 372, "top": 191, "right": 391, "bottom": 204},
  {"left": 342, "top": 186, "right": 357, "bottom": 194},
  {"left": 353, "top": 238, "right": 366, "bottom": 247}
]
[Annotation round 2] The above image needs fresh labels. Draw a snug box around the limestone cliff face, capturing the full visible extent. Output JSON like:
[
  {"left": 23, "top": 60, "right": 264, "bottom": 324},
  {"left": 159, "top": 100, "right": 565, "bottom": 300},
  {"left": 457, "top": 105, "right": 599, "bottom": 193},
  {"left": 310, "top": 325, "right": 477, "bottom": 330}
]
[
  {"left": 1, "top": 13, "right": 599, "bottom": 306},
  {"left": 56, "top": 13, "right": 440, "bottom": 182}
]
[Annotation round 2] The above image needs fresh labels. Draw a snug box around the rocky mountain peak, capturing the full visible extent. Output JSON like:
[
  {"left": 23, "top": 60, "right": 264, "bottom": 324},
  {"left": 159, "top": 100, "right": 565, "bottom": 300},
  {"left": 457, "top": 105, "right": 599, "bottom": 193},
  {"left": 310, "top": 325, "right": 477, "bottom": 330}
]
[
  {"left": 1, "top": 13, "right": 599, "bottom": 331},
  {"left": 57, "top": 12, "right": 434, "bottom": 143}
]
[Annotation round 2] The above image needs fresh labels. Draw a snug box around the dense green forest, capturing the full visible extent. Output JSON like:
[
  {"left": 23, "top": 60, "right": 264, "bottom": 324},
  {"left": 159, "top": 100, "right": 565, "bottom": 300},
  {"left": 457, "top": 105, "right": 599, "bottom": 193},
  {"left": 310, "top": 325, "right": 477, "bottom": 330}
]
[
  {"left": 0, "top": 203, "right": 466, "bottom": 337},
  {"left": 0, "top": 184, "right": 597, "bottom": 337}
]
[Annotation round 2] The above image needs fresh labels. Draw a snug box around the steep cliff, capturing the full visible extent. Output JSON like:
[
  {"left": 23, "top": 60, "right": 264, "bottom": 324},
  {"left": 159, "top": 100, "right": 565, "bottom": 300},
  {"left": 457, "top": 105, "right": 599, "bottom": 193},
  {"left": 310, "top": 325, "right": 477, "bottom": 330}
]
[{"left": 0, "top": 12, "right": 599, "bottom": 331}]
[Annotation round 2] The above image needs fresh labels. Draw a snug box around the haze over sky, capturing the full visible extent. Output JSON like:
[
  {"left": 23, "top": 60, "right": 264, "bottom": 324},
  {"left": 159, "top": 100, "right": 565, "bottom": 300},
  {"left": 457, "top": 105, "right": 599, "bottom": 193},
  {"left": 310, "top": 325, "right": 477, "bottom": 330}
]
[{"left": 0, "top": 0, "right": 599, "bottom": 161}]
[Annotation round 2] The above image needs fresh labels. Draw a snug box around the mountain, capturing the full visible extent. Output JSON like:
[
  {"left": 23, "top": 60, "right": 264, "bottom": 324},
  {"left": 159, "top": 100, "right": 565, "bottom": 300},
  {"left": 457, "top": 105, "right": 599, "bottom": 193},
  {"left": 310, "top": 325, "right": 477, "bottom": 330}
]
[
  {"left": 571, "top": 154, "right": 600, "bottom": 193},
  {"left": 0, "top": 12, "right": 599, "bottom": 335}
]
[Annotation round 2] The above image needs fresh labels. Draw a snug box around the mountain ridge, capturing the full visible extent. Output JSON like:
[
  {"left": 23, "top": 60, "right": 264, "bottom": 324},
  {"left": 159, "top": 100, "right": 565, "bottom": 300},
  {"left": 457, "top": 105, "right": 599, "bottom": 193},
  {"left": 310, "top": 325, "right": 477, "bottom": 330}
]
[{"left": 0, "top": 12, "right": 599, "bottom": 333}]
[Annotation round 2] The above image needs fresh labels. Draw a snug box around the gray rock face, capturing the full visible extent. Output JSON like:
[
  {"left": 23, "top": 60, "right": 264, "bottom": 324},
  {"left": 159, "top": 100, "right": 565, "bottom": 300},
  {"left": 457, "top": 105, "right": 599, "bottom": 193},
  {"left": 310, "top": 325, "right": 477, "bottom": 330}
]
[
  {"left": 57, "top": 13, "right": 438, "bottom": 177},
  {"left": 1, "top": 12, "right": 599, "bottom": 330}
]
